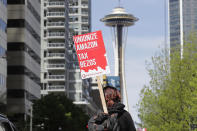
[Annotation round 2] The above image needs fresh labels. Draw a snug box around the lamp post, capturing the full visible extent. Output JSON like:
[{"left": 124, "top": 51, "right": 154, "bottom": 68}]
[
  {"left": 30, "top": 105, "right": 33, "bottom": 131},
  {"left": 101, "top": 6, "right": 138, "bottom": 111}
]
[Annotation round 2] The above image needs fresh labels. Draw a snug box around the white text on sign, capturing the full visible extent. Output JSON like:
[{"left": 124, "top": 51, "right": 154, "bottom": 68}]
[{"left": 74, "top": 33, "right": 98, "bottom": 43}]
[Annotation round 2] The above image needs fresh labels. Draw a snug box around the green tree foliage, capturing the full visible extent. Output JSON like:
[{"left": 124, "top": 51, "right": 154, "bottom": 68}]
[
  {"left": 137, "top": 35, "right": 197, "bottom": 130},
  {"left": 33, "top": 93, "right": 89, "bottom": 131}
]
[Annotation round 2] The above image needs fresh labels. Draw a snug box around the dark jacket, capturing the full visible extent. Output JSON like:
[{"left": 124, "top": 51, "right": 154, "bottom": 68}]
[{"left": 108, "top": 103, "right": 136, "bottom": 131}]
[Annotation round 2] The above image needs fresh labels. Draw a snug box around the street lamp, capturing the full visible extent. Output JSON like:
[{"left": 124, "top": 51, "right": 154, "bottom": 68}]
[{"left": 58, "top": 126, "right": 62, "bottom": 131}]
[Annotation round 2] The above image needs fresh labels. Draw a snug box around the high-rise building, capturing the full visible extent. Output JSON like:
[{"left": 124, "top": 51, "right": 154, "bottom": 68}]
[
  {"left": 7, "top": 0, "right": 41, "bottom": 121},
  {"left": 41, "top": 0, "right": 98, "bottom": 115},
  {"left": 68, "top": 0, "right": 91, "bottom": 104},
  {"left": 68, "top": 0, "right": 99, "bottom": 115},
  {"left": 41, "top": 0, "right": 69, "bottom": 96},
  {"left": 169, "top": 0, "right": 197, "bottom": 49},
  {"left": 0, "top": 0, "right": 7, "bottom": 113}
]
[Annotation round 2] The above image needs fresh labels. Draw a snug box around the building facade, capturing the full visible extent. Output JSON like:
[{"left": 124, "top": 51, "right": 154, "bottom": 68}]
[
  {"left": 169, "top": 0, "right": 197, "bottom": 49},
  {"left": 41, "top": 0, "right": 98, "bottom": 115},
  {"left": 68, "top": 0, "right": 91, "bottom": 104},
  {"left": 0, "top": 0, "right": 7, "bottom": 113},
  {"left": 7, "top": 0, "right": 41, "bottom": 121},
  {"left": 41, "top": 0, "right": 69, "bottom": 95}
]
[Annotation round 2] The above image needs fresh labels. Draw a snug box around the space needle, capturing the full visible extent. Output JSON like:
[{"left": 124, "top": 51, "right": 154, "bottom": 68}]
[{"left": 101, "top": 1, "right": 138, "bottom": 111}]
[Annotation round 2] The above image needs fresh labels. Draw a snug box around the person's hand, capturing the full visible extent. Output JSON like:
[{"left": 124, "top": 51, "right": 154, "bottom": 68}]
[{"left": 94, "top": 112, "right": 109, "bottom": 124}]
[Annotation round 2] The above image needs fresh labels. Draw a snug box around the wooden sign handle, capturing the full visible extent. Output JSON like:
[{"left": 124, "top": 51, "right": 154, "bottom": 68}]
[{"left": 96, "top": 76, "right": 108, "bottom": 114}]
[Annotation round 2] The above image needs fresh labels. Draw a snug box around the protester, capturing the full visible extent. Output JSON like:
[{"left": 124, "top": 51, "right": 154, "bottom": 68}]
[{"left": 88, "top": 86, "right": 136, "bottom": 131}]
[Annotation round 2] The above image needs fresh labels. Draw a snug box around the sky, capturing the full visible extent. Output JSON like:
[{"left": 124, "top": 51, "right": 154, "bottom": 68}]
[{"left": 92, "top": 0, "right": 168, "bottom": 124}]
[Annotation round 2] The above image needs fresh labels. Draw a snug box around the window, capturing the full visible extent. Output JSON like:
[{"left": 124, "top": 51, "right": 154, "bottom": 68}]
[
  {"left": 7, "top": 89, "right": 25, "bottom": 98},
  {"left": 7, "top": 42, "right": 40, "bottom": 64},
  {"left": 7, "top": 0, "right": 25, "bottom": 4},
  {"left": 7, "top": 19, "right": 40, "bottom": 44},
  {"left": 0, "top": 19, "right": 6, "bottom": 32},
  {"left": 0, "top": 74, "right": 5, "bottom": 86},
  {"left": 8, "top": 66, "right": 40, "bottom": 85},
  {"left": 0, "top": 45, "right": 6, "bottom": 57},
  {"left": 0, "top": 0, "right": 7, "bottom": 6},
  {"left": 7, "top": 19, "right": 24, "bottom": 28},
  {"left": 170, "top": 0, "right": 178, "bottom": 3}
]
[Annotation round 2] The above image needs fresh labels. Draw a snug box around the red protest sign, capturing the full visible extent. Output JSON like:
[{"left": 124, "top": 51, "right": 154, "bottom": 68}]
[{"left": 73, "top": 30, "right": 110, "bottom": 79}]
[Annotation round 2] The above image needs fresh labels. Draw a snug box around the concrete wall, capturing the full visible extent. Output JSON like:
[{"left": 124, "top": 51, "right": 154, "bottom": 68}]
[{"left": 7, "top": 0, "right": 41, "bottom": 117}]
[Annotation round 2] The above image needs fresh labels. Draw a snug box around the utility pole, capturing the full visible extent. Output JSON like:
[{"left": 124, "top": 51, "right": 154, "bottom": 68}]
[{"left": 30, "top": 105, "right": 33, "bottom": 131}]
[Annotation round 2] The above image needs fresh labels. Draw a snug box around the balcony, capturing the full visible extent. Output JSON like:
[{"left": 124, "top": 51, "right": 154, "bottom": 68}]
[
  {"left": 69, "top": 12, "right": 78, "bottom": 16},
  {"left": 47, "top": 53, "right": 65, "bottom": 59},
  {"left": 82, "top": 19, "right": 88, "bottom": 24},
  {"left": 47, "top": 85, "right": 65, "bottom": 92},
  {"left": 47, "top": 43, "right": 65, "bottom": 49},
  {"left": 47, "top": 64, "right": 65, "bottom": 70},
  {"left": 47, "top": 32, "right": 65, "bottom": 39},
  {"left": 81, "top": 4, "right": 88, "bottom": 8},
  {"left": 47, "top": 22, "right": 65, "bottom": 29},
  {"left": 46, "top": 12, "right": 65, "bottom": 18},
  {"left": 46, "top": 2, "right": 65, "bottom": 8},
  {"left": 69, "top": 2, "right": 78, "bottom": 7},
  {"left": 82, "top": 27, "right": 89, "bottom": 31},
  {"left": 81, "top": 12, "right": 88, "bottom": 16},
  {"left": 69, "top": 19, "right": 78, "bottom": 23},
  {"left": 47, "top": 75, "right": 65, "bottom": 81}
]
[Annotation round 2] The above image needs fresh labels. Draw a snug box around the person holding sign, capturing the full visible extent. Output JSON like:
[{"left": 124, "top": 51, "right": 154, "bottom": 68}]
[{"left": 88, "top": 86, "right": 136, "bottom": 131}]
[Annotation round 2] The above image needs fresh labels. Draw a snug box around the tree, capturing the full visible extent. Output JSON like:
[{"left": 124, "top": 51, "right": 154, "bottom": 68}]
[
  {"left": 32, "top": 93, "right": 89, "bottom": 131},
  {"left": 137, "top": 35, "right": 197, "bottom": 130}
]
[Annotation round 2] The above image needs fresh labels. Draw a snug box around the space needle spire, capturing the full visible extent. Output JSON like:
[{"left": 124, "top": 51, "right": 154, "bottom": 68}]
[{"left": 101, "top": 3, "right": 138, "bottom": 111}]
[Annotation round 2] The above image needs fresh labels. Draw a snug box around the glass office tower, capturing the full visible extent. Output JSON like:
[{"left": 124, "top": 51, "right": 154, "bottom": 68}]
[
  {"left": 0, "top": 0, "right": 7, "bottom": 113},
  {"left": 169, "top": 0, "right": 197, "bottom": 50}
]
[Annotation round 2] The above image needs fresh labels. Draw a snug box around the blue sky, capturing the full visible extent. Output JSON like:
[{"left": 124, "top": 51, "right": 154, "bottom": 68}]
[{"left": 92, "top": 0, "right": 167, "bottom": 123}]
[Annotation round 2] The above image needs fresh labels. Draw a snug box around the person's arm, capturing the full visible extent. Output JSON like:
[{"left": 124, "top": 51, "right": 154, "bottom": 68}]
[{"left": 121, "top": 111, "right": 136, "bottom": 131}]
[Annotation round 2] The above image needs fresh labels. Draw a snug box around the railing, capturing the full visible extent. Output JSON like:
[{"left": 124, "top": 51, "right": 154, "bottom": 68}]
[
  {"left": 47, "top": 22, "right": 64, "bottom": 27},
  {"left": 81, "top": 4, "right": 88, "bottom": 8},
  {"left": 48, "top": 75, "right": 65, "bottom": 79},
  {"left": 47, "top": 2, "right": 65, "bottom": 6},
  {"left": 48, "top": 32, "right": 65, "bottom": 37},
  {"left": 48, "top": 85, "right": 65, "bottom": 90},
  {"left": 69, "top": 19, "right": 78, "bottom": 22},
  {"left": 69, "top": 2, "right": 78, "bottom": 6},
  {"left": 82, "top": 27, "right": 89, "bottom": 31},
  {"left": 47, "top": 53, "right": 65, "bottom": 58},
  {"left": 82, "top": 19, "right": 88, "bottom": 23},
  {"left": 47, "top": 43, "right": 65, "bottom": 48},
  {"left": 82, "top": 12, "right": 88, "bottom": 15},
  {"left": 69, "top": 11, "right": 78, "bottom": 14},
  {"left": 47, "top": 64, "right": 65, "bottom": 68},
  {"left": 47, "top": 12, "right": 65, "bottom": 17}
]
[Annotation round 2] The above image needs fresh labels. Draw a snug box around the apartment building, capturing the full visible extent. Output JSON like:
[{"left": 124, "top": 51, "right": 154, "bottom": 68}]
[
  {"left": 68, "top": 0, "right": 91, "bottom": 104},
  {"left": 41, "top": 0, "right": 98, "bottom": 115},
  {"left": 41, "top": 0, "right": 69, "bottom": 96}
]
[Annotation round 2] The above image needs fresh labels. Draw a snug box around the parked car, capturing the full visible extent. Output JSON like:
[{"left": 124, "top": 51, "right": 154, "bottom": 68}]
[{"left": 0, "top": 114, "right": 16, "bottom": 131}]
